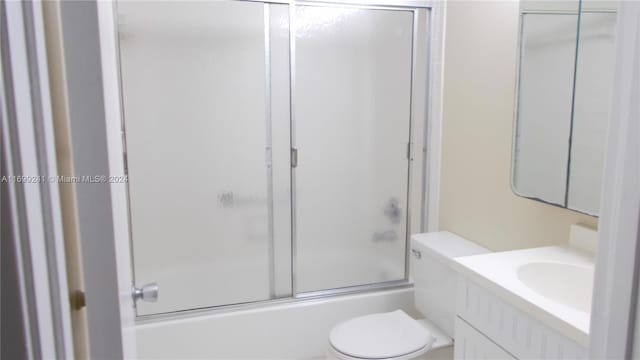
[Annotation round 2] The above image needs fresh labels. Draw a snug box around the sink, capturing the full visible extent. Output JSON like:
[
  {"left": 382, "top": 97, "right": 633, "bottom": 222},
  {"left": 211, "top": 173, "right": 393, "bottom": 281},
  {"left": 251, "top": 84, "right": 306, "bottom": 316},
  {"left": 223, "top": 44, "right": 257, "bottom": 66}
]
[
  {"left": 517, "top": 262, "right": 594, "bottom": 313},
  {"left": 454, "top": 246, "right": 594, "bottom": 345}
]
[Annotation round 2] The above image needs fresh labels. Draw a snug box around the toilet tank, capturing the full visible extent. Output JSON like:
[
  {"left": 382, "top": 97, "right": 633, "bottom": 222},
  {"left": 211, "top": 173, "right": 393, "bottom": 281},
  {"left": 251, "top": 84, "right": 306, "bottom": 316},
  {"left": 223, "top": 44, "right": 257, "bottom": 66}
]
[{"left": 410, "top": 231, "right": 490, "bottom": 337}]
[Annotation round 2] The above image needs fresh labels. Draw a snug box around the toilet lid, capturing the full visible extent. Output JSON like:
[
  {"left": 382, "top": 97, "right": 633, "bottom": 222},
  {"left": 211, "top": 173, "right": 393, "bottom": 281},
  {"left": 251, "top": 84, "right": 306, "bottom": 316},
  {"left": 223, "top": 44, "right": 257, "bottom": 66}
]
[{"left": 329, "top": 310, "right": 436, "bottom": 359}]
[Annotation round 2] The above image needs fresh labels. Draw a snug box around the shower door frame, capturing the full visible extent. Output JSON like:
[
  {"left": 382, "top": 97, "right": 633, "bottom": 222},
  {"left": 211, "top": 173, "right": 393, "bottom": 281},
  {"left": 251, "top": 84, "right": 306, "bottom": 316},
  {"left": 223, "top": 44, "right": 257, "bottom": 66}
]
[
  {"left": 290, "top": 1, "right": 430, "bottom": 299},
  {"left": 107, "top": 0, "right": 444, "bottom": 321}
]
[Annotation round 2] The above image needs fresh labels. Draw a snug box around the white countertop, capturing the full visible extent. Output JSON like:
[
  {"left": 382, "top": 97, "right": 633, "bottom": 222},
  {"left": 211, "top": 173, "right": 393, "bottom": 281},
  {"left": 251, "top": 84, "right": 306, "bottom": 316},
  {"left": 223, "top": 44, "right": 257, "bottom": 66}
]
[{"left": 452, "top": 246, "right": 594, "bottom": 347}]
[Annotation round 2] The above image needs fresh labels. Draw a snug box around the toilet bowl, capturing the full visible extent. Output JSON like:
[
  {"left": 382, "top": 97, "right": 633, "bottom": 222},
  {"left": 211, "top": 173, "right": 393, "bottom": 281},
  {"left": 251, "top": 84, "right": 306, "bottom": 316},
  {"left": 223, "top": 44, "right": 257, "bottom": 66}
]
[
  {"left": 326, "top": 232, "right": 490, "bottom": 360},
  {"left": 327, "top": 310, "right": 452, "bottom": 360}
]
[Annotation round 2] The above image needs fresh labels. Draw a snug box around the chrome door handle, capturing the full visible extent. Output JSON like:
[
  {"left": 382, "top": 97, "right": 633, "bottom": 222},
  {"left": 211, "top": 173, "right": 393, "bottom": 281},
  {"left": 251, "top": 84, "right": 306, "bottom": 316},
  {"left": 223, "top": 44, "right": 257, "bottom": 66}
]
[{"left": 132, "top": 282, "right": 159, "bottom": 303}]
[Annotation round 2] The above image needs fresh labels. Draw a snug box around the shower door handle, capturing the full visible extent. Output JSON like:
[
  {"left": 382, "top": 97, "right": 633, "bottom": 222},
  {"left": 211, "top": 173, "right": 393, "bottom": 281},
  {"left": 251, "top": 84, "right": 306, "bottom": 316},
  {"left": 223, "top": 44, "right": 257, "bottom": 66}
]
[
  {"left": 291, "top": 147, "right": 298, "bottom": 168},
  {"left": 132, "top": 282, "right": 159, "bottom": 303}
]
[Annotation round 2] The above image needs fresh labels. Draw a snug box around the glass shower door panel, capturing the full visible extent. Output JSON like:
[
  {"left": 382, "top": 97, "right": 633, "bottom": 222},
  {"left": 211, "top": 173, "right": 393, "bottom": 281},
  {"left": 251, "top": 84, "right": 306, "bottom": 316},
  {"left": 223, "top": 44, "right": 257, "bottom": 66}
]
[
  {"left": 118, "top": 1, "right": 280, "bottom": 315},
  {"left": 294, "top": 6, "right": 414, "bottom": 293}
]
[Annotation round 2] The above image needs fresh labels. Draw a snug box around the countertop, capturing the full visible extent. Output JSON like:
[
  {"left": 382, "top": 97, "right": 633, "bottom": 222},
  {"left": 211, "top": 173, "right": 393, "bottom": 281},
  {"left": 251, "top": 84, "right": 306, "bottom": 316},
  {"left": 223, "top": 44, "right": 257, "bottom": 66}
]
[{"left": 452, "top": 246, "right": 594, "bottom": 347}]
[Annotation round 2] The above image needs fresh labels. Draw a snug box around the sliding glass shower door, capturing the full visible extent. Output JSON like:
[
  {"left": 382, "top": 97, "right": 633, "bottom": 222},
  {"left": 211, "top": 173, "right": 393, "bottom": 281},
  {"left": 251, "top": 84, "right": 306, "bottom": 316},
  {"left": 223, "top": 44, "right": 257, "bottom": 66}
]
[
  {"left": 118, "top": 1, "right": 292, "bottom": 315},
  {"left": 293, "top": 6, "right": 414, "bottom": 293},
  {"left": 117, "top": 0, "right": 426, "bottom": 316}
]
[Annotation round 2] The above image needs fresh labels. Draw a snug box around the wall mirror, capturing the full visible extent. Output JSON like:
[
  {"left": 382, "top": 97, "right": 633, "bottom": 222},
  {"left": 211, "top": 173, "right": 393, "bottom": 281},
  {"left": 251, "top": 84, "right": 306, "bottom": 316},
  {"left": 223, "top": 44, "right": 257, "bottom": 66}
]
[{"left": 512, "top": 0, "right": 617, "bottom": 216}]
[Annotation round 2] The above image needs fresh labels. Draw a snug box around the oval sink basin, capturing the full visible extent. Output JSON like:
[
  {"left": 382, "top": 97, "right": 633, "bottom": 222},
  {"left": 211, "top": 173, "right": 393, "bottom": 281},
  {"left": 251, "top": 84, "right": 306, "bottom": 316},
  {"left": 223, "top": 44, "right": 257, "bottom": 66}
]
[{"left": 517, "top": 262, "right": 594, "bottom": 313}]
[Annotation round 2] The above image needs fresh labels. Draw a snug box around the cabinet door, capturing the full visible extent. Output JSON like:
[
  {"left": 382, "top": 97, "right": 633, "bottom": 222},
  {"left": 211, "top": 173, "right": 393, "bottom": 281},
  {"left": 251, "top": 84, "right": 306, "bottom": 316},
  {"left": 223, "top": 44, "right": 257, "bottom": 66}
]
[{"left": 455, "top": 317, "right": 516, "bottom": 360}]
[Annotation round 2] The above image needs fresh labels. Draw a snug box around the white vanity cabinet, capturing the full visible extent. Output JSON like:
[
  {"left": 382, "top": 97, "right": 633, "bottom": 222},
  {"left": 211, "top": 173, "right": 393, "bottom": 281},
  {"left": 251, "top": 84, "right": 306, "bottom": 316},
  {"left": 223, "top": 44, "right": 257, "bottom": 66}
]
[
  {"left": 454, "top": 278, "right": 587, "bottom": 360},
  {"left": 454, "top": 317, "right": 515, "bottom": 359}
]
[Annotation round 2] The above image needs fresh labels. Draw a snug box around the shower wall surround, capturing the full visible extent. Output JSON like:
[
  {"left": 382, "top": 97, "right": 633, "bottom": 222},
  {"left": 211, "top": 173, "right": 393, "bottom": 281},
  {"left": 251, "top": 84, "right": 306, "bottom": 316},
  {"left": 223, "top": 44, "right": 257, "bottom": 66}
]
[{"left": 116, "top": 0, "right": 431, "bottom": 316}]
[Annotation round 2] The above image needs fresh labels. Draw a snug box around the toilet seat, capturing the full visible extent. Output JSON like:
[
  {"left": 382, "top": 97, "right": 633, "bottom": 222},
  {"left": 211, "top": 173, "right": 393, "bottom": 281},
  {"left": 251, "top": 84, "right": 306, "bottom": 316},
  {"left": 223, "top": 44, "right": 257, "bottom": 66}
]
[{"left": 329, "top": 310, "right": 437, "bottom": 359}]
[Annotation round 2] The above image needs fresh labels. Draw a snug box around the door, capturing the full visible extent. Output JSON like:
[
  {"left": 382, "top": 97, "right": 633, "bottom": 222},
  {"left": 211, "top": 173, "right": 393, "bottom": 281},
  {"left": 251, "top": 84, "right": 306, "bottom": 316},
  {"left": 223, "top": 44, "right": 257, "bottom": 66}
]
[
  {"left": 293, "top": 5, "right": 415, "bottom": 293},
  {"left": 113, "top": 0, "right": 424, "bottom": 316},
  {"left": 72, "top": 0, "right": 429, "bottom": 358},
  {"left": 116, "top": 0, "right": 292, "bottom": 315}
]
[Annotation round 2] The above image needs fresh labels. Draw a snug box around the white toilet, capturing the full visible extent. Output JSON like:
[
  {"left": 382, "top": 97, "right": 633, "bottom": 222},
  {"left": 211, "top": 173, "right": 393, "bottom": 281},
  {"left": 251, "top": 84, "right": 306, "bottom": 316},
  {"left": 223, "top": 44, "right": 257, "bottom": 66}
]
[{"left": 327, "top": 231, "right": 490, "bottom": 360}]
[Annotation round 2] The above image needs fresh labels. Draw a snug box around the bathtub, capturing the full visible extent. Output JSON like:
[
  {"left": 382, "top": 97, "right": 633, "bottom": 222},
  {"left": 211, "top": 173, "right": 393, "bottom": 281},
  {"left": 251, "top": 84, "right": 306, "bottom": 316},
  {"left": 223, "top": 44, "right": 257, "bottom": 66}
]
[{"left": 135, "top": 287, "right": 417, "bottom": 359}]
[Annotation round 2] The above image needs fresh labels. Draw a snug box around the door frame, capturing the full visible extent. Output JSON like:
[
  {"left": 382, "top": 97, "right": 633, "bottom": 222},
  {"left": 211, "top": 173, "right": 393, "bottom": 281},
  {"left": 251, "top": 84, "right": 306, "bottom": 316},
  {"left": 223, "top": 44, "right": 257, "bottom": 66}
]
[
  {"left": 96, "top": 0, "right": 139, "bottom": 357},
  {"left": 1, "top": 1, "right": 74, "bottom": 358},
  {"left": 588, "top": 1, "right": 640, "bottom": 358}
]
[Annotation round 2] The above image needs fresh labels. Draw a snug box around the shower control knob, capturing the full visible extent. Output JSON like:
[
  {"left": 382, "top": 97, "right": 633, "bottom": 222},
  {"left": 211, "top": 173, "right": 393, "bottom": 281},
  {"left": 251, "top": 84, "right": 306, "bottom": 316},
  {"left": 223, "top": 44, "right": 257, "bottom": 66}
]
[
  {"left": 411, "top": 249, "right": 422, "bottom": 259},
  {"left": 132, "top": 282, "right": 159, "bottom": 303}
]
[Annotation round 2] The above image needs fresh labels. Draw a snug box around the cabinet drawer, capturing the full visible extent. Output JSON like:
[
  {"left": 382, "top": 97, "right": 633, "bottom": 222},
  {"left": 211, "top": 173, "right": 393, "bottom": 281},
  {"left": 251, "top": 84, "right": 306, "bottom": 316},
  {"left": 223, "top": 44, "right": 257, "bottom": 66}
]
[{"left": 455, "top": 317, "right": 515, "bottom": 359}]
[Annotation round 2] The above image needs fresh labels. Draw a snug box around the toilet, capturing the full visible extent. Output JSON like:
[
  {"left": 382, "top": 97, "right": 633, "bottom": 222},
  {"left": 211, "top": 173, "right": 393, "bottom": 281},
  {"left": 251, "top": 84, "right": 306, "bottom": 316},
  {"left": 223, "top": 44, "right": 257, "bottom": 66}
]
[{"left": 326, "top": 231, "right": 490, "bottom": 360}]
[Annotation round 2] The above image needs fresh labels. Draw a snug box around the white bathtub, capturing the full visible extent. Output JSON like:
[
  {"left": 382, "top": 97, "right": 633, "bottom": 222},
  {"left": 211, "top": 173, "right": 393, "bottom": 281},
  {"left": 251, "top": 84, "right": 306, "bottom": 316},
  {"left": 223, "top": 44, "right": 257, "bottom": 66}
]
[{"left": 135, "top": 287, "right": 417, "bottom": 359}]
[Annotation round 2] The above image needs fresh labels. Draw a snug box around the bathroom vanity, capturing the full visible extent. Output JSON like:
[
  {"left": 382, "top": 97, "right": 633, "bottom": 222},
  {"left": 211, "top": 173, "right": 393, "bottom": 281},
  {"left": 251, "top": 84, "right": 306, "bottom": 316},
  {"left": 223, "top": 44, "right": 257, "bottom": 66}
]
[{"left": 452, "top": 246, "right": 594, "bottom": 359}]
